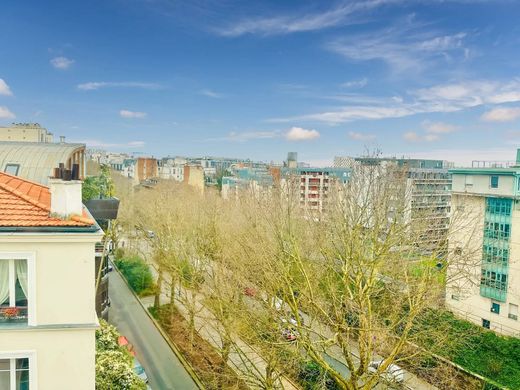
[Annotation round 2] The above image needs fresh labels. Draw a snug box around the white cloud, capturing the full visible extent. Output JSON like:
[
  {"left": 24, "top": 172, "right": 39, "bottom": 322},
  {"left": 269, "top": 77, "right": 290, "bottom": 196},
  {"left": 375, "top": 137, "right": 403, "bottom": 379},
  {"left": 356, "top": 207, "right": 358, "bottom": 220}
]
[
  {"left": 200, "top": 89, "right": 224, "bottom": 98},
  {"left": 328, "top": 26, "right": 467, "bottom": 72},
  {"left": 270, "top": 79, "right": 520, "bottom": 124},
  {"left": 348, "top": 131, "right": 376, "bottom": 141},
  {"left": 422, "top": 120, "right": 458, "bottom": 134},
  {"left": 285, "top": 127, "right": 320, "bottom": 141},
  {"left": 403, "top": 131, "right": 439, "bottom": 143},
  {"left": 50, "top": 56, "right": 74, "bottom": 70},
  {"left": 481, "top": 107, "right": 520, "bottom": 122},
  {"left": 119, "top": 110, "right": 147, "bottom": 119},
  {"left": 216, "top": 0, "right": 396, "bottom": 37},
  {"left": 78, "top": 81, "right": 162, "bottom": 91},
  {"left": 0, "top": 79, "right": 13, "bottom": 96},
  {"left": 341, "top": 78, "right": 368, "bottom": 88},
  {"left": 0, "top": 106, "right": 15, "bottom": 119}
]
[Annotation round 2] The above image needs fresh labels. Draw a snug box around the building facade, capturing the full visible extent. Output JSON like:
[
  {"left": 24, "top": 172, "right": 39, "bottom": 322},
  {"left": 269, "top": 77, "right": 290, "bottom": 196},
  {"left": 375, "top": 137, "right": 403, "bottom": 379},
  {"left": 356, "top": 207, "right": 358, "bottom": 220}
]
[
  {"left": 281, "top": 167, "right": 351, "bottom": 213},
  {"left": 0, "top": 123, "right": 54, "bottom": 143},
  {"left": 446, "top": 159, "right": 520, "bottom": 336},
  {"left": 0, "top": 171, "right": 102, "bottom": 389}
]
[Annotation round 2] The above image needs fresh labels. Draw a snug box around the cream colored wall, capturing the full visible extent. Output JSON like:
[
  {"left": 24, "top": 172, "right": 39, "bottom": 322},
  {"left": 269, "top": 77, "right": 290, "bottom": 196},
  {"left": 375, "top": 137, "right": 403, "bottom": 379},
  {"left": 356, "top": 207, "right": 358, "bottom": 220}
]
[
  {"left": 0, "top": 233, "right": 101, "bottom": 326},
  {"left": 0, "top": 328, "right": 95, "bottom": 390},
  {"left": 446, "top": 194, "right": 520, "bottom": 336},
  {"left": 452, "top": 173, "right": 515, "bottom": 197}
]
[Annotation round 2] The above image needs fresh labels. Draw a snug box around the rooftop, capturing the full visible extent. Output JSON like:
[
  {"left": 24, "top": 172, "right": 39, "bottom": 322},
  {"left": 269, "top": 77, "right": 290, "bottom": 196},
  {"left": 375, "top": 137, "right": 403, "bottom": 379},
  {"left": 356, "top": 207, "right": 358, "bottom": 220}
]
[{"left": 0, "top": 171, "right": 95, "bottom": 228}]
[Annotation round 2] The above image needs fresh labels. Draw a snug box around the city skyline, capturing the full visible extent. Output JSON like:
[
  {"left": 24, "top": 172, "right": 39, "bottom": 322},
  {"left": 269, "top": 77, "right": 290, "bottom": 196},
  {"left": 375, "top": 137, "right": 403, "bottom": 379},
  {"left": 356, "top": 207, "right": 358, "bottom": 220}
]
[{"left": 1, "top": 0, "right": 520, "bottom": 165}]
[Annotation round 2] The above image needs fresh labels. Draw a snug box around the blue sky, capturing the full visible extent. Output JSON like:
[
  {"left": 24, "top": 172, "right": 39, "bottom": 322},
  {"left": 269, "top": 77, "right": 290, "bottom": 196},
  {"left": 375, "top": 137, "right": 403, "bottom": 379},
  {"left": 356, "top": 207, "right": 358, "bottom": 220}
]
[{"left": 1, "top": 0, "right": 520, "bottom": 165}]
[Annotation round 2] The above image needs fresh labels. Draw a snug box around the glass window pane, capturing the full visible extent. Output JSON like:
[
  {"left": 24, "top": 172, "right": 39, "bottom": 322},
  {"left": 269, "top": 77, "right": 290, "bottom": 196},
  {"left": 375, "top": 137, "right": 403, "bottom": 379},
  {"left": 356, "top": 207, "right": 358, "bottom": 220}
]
[{"left": 0, "top": 359, "right": 10, "bottom": 390}]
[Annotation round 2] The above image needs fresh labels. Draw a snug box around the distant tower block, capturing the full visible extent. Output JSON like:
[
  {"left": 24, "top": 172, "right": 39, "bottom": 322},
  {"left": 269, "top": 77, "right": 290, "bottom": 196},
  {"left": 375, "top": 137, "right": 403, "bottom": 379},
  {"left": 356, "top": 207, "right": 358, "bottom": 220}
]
[{"left": 287, "top": 152, "right": 298, "bottom": 169}]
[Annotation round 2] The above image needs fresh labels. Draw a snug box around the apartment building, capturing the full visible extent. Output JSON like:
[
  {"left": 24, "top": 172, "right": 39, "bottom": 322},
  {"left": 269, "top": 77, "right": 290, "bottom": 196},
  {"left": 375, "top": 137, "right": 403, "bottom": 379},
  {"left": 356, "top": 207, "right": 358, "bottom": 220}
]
[
  {"left": 0, "top": 123, "right": 54, "bottom": 143},
  {"left": 0, "top": 171, "right": 102, "bottom": 389},
  {"left": 282, "top": 167, "right": 351, "bottom": 213},
  {"left": 446, "top": 154, "right": 520, "bottom": 336},
  {"left": 336, "top": 157, "right": 453, "bottom": 253}
]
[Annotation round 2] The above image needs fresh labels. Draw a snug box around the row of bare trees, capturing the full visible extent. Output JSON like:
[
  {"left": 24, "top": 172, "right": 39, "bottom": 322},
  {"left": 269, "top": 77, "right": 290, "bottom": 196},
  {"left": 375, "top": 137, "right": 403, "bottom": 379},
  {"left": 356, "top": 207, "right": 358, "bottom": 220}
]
[{"left": 112, "top": 163, "right": 481, "bottom": 390}]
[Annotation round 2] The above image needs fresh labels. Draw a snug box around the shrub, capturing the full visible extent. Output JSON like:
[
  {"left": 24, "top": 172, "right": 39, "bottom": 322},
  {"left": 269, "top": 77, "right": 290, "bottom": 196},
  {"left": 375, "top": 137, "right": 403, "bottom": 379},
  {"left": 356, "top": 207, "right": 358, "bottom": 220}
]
[
  {"left": 298, "top": 360, "right": 341, "bottom": 390},
  {"left": 95, "top": 320, "right": 146, "bottom": 389},
  {"left": 115, "top": 255, "right": 155, "bottom": 295},
  {"left": 96, "top": 319, "right": 119, "bottom": 351},
  {"left": 96, "top": 350, "right": 146, "bottom": 390}
]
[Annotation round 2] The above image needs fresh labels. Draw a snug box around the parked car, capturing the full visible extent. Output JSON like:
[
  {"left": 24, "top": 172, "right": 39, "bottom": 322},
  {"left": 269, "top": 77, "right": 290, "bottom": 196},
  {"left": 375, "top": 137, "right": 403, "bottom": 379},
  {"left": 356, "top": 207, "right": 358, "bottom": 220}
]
[
  {"left": 281, "top": 327, "right": 299, "bottom": 342},
  {"left": 368, "top": 360, "right": 405, "bottom": 383},
  {"left": 243, "top": 287, "right": 257, "bottom": 297},
  {"left": 133, "top": 357, "right": 149, "bottom": 383}
]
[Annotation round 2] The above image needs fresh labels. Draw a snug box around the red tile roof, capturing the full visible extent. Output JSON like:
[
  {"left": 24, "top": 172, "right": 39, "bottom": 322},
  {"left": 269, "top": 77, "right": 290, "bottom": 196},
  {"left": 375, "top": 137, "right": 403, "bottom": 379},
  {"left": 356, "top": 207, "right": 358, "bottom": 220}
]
[{"left": 0, "top": 171, "right": 94, "bottom": 227}]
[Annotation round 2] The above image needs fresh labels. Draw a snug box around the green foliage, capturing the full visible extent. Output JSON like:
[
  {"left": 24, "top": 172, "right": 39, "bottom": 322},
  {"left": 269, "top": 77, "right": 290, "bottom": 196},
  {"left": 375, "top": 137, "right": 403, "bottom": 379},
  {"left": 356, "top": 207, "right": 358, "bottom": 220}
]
[
  {"left": 114, "top": 255, "right": 155, "bottom": 295},
  {"left": 96, "top": 319, "right": 120, "bottom": 351},
  {"left": 413, "top": 309, "right": 520, "bottom": 389},
  {"left": 95, "top": 320, "right": 146, "bottom": 390},
  {"left": 298, "top": 360, "right": 341, "bottom": 390},
  {"left": 82, "top": 164, "right": 115, "bottom": 202},
  {"left": 96, "top": 350, "right": 146, "bottom": 390}
]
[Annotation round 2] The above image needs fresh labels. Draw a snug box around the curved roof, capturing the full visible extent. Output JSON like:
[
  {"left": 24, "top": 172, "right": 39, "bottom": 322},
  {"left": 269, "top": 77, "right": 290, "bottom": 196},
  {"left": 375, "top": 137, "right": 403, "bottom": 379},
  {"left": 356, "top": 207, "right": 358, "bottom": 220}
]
[{"left": 0, "top": 141, "right": 85, "bottom": 185}]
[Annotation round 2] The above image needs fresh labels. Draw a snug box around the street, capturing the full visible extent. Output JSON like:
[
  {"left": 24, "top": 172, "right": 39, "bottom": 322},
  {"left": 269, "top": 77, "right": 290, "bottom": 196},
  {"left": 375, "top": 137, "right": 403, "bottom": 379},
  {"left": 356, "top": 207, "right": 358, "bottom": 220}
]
[{"left": 108, "top": 267, "right": 199, "bottom": 390}]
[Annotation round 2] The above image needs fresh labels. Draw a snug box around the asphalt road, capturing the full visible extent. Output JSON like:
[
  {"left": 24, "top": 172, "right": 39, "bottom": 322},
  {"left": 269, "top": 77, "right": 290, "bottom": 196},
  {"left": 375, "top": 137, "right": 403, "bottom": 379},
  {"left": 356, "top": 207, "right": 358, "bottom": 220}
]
[{"left": 108, "top": 267, "right": 199, "bottom": 390}]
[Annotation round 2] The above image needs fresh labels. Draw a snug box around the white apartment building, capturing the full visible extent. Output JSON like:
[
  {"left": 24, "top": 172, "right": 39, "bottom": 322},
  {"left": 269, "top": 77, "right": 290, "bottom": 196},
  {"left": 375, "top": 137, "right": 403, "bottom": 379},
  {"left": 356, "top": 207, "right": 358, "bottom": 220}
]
[
  {"left": 0, "top": 171, "right": 102, "bottom": 389},
  {"left": 447, "top": 156, "right": 520, "bottom": 336}
]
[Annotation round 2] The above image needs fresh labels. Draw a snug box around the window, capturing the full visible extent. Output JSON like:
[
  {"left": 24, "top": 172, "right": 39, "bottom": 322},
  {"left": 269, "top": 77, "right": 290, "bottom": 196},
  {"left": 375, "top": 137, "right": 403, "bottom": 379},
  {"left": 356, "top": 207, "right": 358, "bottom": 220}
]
[
  {"left": 451, "top": 294, "right": 460, "bottom": 301},
  {"left": 3, "top": 164, "right": 20, "bottom": 176},
  {"left": 0, "top": 259, "right": 28, "bottom": 323},
  {"left": 491, "top": 302, "right": 500, "bottom": 314},
  {"left": 509, "top": 303, "right": 518, "bottom": 321},
  {"left": 480, "top": 269, "right": 508, "bottom": 292},
  {"left": 490, "top": 175, "right": 499, "bottom": 188},
  {"left": 0, "top": 358, "right": 29, "bottom": 389},
  {"left": 482, "top": 319, "right": 490, "bottom": 329}
]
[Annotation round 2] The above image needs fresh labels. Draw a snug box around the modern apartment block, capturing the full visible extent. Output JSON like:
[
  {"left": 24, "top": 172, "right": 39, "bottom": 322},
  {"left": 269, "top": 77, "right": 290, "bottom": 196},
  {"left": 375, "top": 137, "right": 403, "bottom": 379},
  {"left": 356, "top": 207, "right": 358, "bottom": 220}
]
[
  {"left": 446, "top": 153, "right": 520, "bottom": 336},
  {"left": 0, "top": 171, "right": 102, "bottom": 389},
  {"left": 282, "top": 167, "right": 351, "bottom": 213},
  {"left": 336, "top": 157, "right": 453, "bottom": 253},
  {"left": 0, "top": 123, "right": 54, "bottom": 143}
]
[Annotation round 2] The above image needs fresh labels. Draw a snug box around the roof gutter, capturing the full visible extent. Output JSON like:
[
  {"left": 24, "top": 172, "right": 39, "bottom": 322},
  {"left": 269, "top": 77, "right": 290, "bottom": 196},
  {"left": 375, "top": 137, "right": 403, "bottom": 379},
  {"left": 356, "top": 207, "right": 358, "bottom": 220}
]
[{"left": 0, "top": 225, "right": 101, "bottom": 233}]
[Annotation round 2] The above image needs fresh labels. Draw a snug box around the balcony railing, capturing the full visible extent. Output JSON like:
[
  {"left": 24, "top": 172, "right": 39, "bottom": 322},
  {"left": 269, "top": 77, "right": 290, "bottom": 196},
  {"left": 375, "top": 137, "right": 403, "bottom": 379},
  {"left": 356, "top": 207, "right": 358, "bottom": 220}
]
[{"left": 0, "top": 306, "right": 28, "bottom": 323}]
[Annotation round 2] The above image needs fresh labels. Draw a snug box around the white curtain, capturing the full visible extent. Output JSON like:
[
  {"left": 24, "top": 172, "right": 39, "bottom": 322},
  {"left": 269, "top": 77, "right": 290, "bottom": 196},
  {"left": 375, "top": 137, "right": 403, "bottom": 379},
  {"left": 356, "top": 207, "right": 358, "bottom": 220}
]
[
  {"left": 0, "top": 261, "right": 9, "bottom": 306},
  {"left": 15, "top": 260, "right": 28, "bottom": 301}
]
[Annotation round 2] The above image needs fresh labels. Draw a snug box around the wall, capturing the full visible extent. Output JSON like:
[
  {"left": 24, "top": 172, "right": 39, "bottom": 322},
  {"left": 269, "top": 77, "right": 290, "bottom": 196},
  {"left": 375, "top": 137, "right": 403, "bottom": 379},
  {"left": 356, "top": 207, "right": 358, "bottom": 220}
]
[
  {"left": 452, "top": 173, "right": 516, "bottom": 198},
  {"left": 446, "top": 194, "right": 520, "bottom": 336},
  {"left": 0, "top": 328, "right": 95, "bottom": 390},
  {"left": 0, "top": 231, "right": 101, "bottom": 389}
]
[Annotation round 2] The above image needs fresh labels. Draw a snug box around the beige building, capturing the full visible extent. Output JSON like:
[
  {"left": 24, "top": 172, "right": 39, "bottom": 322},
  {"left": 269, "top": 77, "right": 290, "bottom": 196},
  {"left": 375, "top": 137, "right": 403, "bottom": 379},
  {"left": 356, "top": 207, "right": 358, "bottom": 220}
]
[
  {"left": 184, "top": 164, "right": 205, "bottom": 194},
  {"left": 0, "top": 123, "right": 54, "bottom": 143},
  {"left": 447, "top": 155, "right": 520, "bottom": 336},
  {"left": 0, "top": 171, "right": 102, "bottom": 389}
]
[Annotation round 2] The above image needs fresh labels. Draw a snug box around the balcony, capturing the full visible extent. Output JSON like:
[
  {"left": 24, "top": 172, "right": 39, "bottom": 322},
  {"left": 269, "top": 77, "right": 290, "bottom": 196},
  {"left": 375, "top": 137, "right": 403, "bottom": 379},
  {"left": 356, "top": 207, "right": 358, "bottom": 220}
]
[{"left": 0, "top": 306, "right": 28, "bottom": 324}]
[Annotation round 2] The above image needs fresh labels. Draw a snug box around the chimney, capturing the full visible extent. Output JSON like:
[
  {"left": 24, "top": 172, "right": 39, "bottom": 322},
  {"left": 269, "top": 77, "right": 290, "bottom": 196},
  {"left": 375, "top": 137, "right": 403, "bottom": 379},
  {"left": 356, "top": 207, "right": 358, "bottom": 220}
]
[{"left": 49, "top": 178, "right": 83, "bottom": 217}]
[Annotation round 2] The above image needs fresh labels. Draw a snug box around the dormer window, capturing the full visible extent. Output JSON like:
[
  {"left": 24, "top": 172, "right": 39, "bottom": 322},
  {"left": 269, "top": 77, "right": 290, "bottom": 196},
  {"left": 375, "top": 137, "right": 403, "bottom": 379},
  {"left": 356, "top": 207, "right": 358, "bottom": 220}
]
[{"left": 4, "top": 164, "right": 19, "bottom": 176}]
